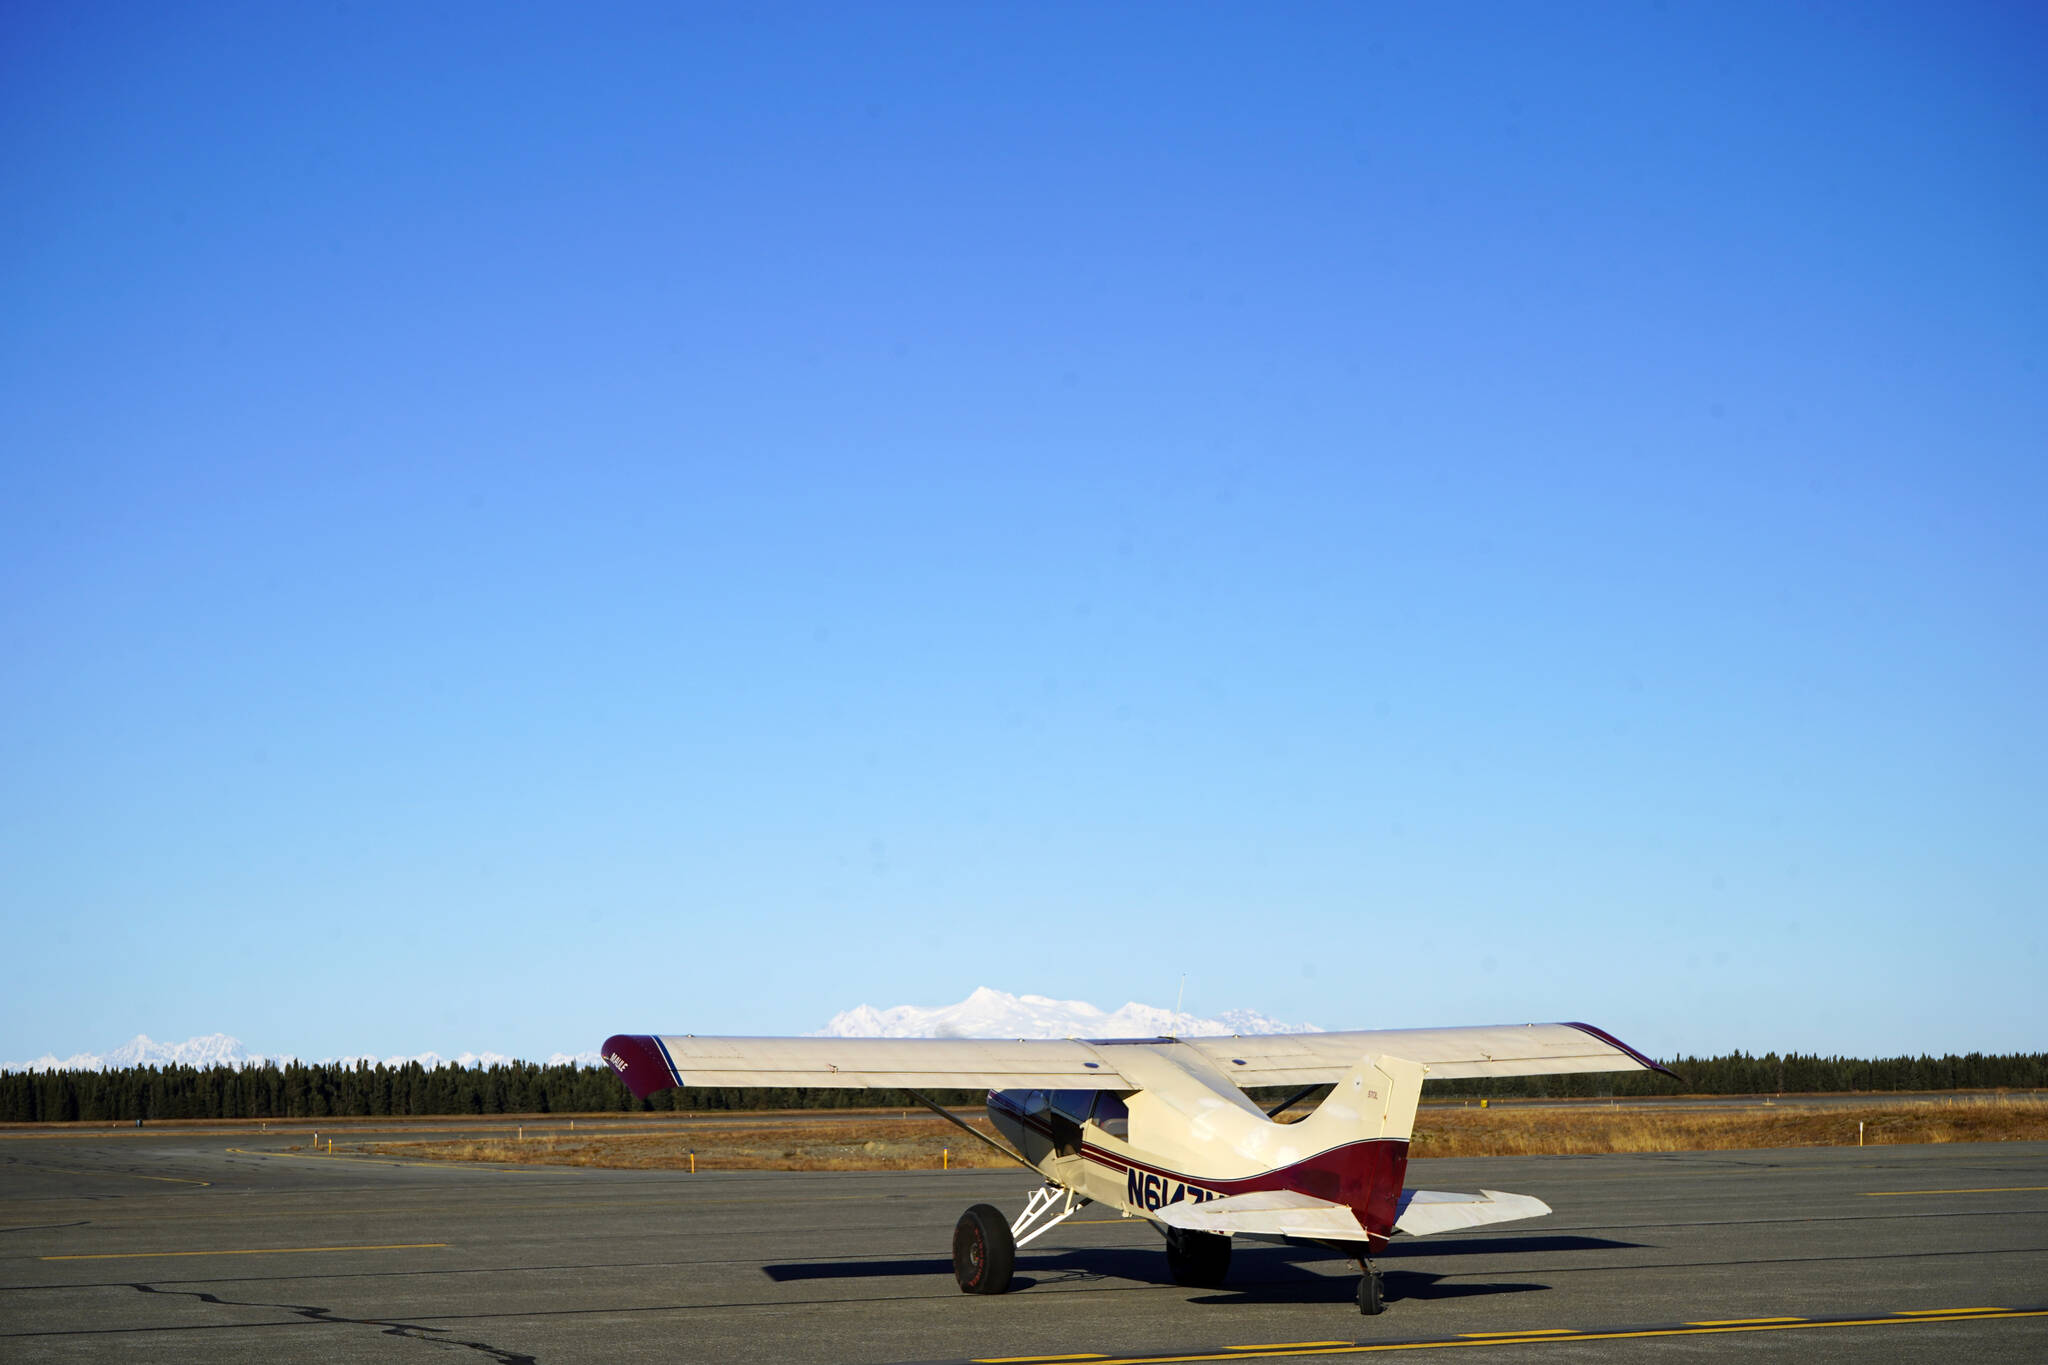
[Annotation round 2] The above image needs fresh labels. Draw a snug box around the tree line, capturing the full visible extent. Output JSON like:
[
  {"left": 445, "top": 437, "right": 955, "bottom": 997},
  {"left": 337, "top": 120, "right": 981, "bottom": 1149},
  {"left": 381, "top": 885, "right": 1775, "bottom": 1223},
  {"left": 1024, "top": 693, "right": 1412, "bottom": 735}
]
[
  {"left": 2, "top": 1050, "right": 2042, "bottom": 1124},
  {"left": 0, "top": 1059, "right": 983, "bottom": 1124},
  {"left": 1427, "top": 1049, "right": 2047, "bottom": 1099}
]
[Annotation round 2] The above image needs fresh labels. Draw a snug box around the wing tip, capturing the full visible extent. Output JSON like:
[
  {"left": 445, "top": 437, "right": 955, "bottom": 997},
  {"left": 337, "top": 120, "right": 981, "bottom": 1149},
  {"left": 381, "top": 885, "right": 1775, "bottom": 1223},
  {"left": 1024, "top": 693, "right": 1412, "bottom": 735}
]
[
  {"left": 601, "top": 1034, "right": 678, "bottom": 1100},
  {"left": 1560, "top": 1021, "right": 1684, "bottom": 1084}
]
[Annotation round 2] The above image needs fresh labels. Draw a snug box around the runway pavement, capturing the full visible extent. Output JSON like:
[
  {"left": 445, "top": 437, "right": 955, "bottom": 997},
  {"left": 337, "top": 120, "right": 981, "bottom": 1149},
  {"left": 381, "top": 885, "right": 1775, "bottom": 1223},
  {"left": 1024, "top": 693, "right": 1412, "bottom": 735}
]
[{"left": 2, "top": 1125, "right": 2043, "bottom": 1363}]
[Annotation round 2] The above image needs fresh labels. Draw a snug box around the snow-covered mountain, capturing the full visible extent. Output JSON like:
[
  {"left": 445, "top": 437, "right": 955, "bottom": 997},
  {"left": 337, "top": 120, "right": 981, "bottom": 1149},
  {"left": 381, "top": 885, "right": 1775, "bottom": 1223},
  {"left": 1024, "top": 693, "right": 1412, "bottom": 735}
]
[
  {"left": 813, "top": 986, "right": 1322, "bottom": 1039},
  {"left": 0, "top": 1035, "right": 605, "bottom": 1074},
  {"left": 2, "top": 1033, "right": 270, "bottom": 1074}
]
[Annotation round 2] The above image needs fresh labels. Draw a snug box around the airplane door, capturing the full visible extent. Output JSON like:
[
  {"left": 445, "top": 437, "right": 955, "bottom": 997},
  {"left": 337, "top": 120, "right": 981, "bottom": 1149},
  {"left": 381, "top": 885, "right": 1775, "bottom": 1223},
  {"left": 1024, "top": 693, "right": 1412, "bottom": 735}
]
[{"left": 1048, "top": 1090, "right": 1091, "bottom": 1158}]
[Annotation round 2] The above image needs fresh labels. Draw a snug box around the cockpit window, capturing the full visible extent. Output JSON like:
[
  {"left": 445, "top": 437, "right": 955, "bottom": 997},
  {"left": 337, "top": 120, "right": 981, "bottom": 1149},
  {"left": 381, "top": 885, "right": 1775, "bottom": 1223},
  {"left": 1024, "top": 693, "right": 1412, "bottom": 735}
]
[
  {"left": 1090, "top": 1091, "right": 1130, "bottom": 1137},
  {"left": 1050, "top": 1090, "right": 1094, "bottom": 1122}
]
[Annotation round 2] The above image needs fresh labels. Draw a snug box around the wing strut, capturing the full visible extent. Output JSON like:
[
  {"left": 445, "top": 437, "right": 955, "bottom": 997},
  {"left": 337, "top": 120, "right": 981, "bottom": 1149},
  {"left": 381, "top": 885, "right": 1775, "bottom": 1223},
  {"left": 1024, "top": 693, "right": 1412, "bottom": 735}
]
[
  {"left": 904, "top": 1090, "right": 1036, "bottom": 1172},
  {"left": 1263, "top": 1082, "right": 1331, "bottom": 1119}
]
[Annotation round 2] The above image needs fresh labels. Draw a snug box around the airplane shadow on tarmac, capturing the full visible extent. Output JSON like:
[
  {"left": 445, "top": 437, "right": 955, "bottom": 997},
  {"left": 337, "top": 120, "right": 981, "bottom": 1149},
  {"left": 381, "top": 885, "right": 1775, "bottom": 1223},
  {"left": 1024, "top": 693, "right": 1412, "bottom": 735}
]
[
  {"left": 1190, "top": 1234, "right": 1647, "bottom": 1307},
  {"left": 1189, "top": 1271, "right": 1549, "bottom": 1308},
  {"left": 1390, "top": 1234, "right": 1644, "bottom": 1257},
  {"left": 763, "top": 1234, "right": 1640, "bottom": 1303},
  {"left": 764, "top": 1245, "right": 1166, "bottom": 1291}
]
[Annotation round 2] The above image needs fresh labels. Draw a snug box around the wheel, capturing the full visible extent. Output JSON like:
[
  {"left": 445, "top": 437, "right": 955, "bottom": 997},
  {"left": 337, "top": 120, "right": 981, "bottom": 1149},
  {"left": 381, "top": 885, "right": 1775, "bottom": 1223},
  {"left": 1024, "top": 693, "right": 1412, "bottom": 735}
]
[
  {"left": 1165, "top": 1227, "right": 1232, "bottom": 1288},
  {"left": 953, "top": 1204, "right": 1016, "bottom": 1294},
  {"left": 1357, "top": 1266, "right": 1386, "bottom": 1315}
]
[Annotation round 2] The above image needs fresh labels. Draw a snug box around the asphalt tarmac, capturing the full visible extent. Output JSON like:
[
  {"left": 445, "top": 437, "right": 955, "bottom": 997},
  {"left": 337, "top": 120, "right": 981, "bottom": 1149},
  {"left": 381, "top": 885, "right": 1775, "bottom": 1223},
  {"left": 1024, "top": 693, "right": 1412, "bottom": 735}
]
[{"left": 2, "top": 1126, "right": 2043, "bottom": 1363}]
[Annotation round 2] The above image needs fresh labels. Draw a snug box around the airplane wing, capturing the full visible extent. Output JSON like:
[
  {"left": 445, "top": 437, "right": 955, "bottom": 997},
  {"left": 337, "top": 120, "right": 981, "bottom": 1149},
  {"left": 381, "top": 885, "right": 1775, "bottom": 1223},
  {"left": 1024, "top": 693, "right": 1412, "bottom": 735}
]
[
  {"left": 602, "top": 1021, "right": 1673, "bottom": 1100},
  {"left": 602, "top": 1032, "right": 1129, "bottom": 1098},
  {"left": 1177, "top": 1021, "right": 1676, "bottom": 1087}
]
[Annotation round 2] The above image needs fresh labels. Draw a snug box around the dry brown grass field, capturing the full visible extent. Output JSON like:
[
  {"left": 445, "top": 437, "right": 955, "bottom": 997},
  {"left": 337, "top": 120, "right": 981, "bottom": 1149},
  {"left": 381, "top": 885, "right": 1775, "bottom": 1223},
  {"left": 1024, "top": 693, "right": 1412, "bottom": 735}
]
[
  {"left": 356, "top": 1096, "right": 2048, "bottom": 1172},
  {"left": 1407, "top": 1096, "right": 2048, "bottom": 1157},
  {"left": 362, "top": 1116, "right": 1021, "bottom": 1171}
]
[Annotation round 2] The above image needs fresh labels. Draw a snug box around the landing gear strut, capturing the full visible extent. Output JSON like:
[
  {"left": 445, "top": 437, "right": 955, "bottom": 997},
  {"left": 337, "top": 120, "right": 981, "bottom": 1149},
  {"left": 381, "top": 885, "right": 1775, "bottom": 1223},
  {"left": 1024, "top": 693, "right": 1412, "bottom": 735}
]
[{"left": 953, "top": 1184, "right": 1088, "bottom": 1295}]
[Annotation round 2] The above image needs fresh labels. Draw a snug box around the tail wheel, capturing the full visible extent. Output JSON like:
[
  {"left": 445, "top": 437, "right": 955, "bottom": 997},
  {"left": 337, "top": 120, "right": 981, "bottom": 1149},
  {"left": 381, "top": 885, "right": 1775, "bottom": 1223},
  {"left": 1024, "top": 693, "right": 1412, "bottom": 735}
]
[
  {"left": 952, "top": 1203, "right": 1016, "bottom": 1294},
  {"left": 1358, "top": 1266, "right": 1386, "bottom": 1315},
  {"left": 1165, "top": 1227, "right": 1232, "bottom": 1288}
]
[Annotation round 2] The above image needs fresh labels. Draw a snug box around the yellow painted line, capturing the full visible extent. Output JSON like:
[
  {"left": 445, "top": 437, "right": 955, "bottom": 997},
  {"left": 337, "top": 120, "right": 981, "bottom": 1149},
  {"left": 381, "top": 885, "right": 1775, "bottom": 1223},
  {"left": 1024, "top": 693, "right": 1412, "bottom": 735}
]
[
  {"left": 42, "top": 1243, "right": 449, "bottom": 1261},
  {"left": 1893, "top": 1307, "right": 2005, "bottom": 1315},
  {"left": 975, "top": 1356, "right": 1108, "bottom": 1363},
  {"left": 223, "top": 1147, "right": 538, "bottom": 1174},
  {"left": 1457, "top": 1329, "right": 1574, "bottom": 1337},
  {"left": 23, "top": 1163, "right": 211, "bottom": 1187},
  {"left": 1687, "top": 1317, "right": 1805, "bottom": 1326},
  {"left": 1228, "top": 1346, "right": 1351, "bottom": 1352},
  {"left": 1016, "top": 1309, "right": 2048, "bottom": 1362},
  {"left": 1863, "top": 1185, "right": 2048, "bottom": 1196}
]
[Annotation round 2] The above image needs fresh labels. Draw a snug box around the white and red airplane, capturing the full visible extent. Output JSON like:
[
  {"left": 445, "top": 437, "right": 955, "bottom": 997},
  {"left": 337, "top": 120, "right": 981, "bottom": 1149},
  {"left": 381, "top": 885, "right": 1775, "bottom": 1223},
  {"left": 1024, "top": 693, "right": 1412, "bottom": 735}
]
[{"left": 603, "top": 1020, "right": 1673, "bottom": 1313}]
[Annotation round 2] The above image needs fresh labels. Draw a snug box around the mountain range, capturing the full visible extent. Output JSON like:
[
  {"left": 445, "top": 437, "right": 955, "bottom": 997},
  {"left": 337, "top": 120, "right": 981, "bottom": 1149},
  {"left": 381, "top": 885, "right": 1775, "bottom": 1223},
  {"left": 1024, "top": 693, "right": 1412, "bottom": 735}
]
[
  {"left": 2, "top": 988, "right": 1319, "bottom": 1072},
  {"left": 813, "top": 986, "right": 1321, "bottom": 1039}
]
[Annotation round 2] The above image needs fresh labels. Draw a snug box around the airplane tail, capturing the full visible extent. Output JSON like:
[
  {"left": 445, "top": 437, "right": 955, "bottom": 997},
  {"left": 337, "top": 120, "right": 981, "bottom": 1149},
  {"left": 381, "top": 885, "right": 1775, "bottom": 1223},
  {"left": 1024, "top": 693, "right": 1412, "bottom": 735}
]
[
  {"left": 1261, "top": 1053, "right": 1426, "bottom": 1244},
  {"left": 1156, "top": 1053, "right": 1548, "bottom": 1246},
  {"left": 1155, "top": 1054, "right": 1425, "bottom": 1247}
]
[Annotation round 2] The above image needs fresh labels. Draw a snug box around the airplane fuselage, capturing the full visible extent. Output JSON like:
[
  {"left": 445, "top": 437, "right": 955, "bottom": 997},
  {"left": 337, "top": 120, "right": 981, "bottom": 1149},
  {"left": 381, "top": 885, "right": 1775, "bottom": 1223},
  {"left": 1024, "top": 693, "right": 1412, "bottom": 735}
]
[{"left": 987, "top": 1054, "right": 1412, "bottom": 1251}]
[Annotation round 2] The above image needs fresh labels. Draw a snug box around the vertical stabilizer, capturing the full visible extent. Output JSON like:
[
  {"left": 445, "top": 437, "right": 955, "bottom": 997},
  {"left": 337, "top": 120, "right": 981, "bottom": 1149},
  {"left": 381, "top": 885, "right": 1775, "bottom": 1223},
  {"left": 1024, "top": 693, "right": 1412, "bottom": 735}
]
[{"left": 1291, "top": 1053, "right": 1427, "bottom": 1147}]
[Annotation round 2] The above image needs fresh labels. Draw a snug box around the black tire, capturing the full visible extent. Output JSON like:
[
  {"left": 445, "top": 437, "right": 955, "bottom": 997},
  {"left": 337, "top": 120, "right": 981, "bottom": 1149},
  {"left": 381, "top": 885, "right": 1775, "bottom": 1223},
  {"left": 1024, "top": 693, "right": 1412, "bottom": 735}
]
[
  {"left": 1165, "top": 1227, "right": 1232, "bottom": 1288},
  {"left": 953, "top": 1204, "right": 1016, "bottom": 1295},
  {"left": 1357, "top": 1266, "right": 1386, "bottom": 1315}
]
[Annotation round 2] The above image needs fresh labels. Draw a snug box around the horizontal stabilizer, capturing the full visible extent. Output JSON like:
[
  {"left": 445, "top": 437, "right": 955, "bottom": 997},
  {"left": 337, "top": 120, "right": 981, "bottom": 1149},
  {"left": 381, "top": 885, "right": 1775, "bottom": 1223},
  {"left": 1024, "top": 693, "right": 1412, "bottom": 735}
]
[
  {"left": 1394, "top": 1188, "right": 1551, "bottom": 1236},
  {"left": 1154, "top": 1189, "right": 1368, "bottom": 1241}
]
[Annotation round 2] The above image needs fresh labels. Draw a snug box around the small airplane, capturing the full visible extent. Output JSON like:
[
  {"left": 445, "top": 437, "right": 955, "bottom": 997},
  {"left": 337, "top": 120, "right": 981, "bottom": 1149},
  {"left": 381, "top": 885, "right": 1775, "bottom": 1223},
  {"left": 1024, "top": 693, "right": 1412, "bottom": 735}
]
[{"left": 603, "top": 1020, "right": 1674, "bottom": 1313}]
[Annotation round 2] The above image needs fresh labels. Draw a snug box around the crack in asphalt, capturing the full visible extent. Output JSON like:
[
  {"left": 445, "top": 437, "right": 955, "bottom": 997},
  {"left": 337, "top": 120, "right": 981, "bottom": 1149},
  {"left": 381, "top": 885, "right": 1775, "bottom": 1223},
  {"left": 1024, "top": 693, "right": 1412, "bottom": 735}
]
[{"left": 126, "top": 1281, "right": 538, "bottom": 1363}]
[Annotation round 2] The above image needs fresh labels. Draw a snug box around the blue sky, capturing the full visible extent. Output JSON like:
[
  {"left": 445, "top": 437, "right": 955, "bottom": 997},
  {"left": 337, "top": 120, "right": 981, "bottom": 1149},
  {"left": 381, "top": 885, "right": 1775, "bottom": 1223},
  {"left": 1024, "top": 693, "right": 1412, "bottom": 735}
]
[{"left": 4, "top": 3, "right": 2042, "bottom": 1065}]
